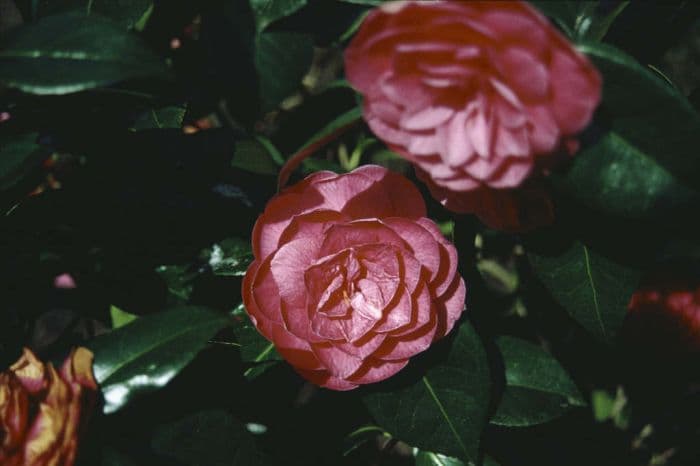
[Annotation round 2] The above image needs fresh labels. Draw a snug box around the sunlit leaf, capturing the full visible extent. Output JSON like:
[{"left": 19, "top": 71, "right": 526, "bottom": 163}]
[{"left": 89, "top": 306, "right": 228, "bottom": 414}]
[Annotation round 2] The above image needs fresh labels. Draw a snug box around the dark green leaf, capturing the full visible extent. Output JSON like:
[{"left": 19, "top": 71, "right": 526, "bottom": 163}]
[
  {"left": 201, "top": 237, "right": 254, "bottom": 277},
  {"left": 101, "top": 446, "right": 139, "bottom": 466},
  {"left": 0, "top": 13, "right": 168, "bottom": 95},
  {"left": 90, "top": 0, "right": 153, "bottom": 29},
  {"left": 554, "top": 132, "right": 700, "bottom": 220},
  {"left": 232, "top": 303, "right": 281, "bottom": 380},
  {"left": 491, "top": 337, "right": 585, "bottom": 427},
  {"left": 232, "top": 139, "right": 280, "bottom": 175},
  {"left": 256, "top": 31, "right": 313, "bottom": 112},
  {"left": 155, "top": 264, "right": 196, "bottom": 305},
  {"left": 363, "top": 321, "right": 490, "bottom": 464},
  {"left": 250, "top": 0, "right": 308, "bottom": 32},
  {"left": 579, "top": 44, "right": 700, "bottom": 183},
  {"left": 132, "top": 106, "right": 185, "bottom": 130},
  {"left": 88, "top": 306, "right": 229, "bottom": 414},
  {"left": 415, "top": 451, "right": 465, "bottom": 466},
  {"left": 529, "top": 242, "right": 641, "bottom": 341},
  {"left": 556, "top": 42, "right": 700, "bottom": 219},
  {"left": 0, "top": 132, "right": 45, "bottom": 189},
  {"left": 152, "top": 410, "right": 271, "bottom": 466}
]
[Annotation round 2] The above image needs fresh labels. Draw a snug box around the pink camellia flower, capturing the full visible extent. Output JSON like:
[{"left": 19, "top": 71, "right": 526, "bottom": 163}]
[
  {"left": 242, "top": 165, "right": 465, "bottom": 390},
  {"left": 345, "top": 0, "right": 601, "bottom": 219},
  {"left": 0, "top": 347, "right": 97, "bottom": 466}
]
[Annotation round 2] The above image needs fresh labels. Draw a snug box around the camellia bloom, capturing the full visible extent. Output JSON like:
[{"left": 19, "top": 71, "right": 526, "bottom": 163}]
[
  {"left": 0, "top": 347, "right": 97, "bottom": 466},
  {"left": 345, "top": 0, "right": 601, "bottom": 221},
  {"left": 243, "top": 165, "right": 465, "bottom": 390}
]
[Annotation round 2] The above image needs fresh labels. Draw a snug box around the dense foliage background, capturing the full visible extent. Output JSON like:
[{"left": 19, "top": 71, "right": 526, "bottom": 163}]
[{"left": 2, "top": 1, "right": 700, "bottom": 465}]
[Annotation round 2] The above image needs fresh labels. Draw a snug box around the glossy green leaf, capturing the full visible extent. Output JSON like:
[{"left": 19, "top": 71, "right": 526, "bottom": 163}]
[
  {"left": 529, "top": 242, "right": 641, "bottom": 341},
  {"left": 202, "top": 237, "right": 254, "bottom": 277},
  {"left": 250, "top": 0, "right": 308, "bottom": 32},
  {"left": 152, "top": 410, "right": 271, "bottom": 466},
  {"left": 89, "top": 306, "right": 229, "bottom": 414},
  {"left": 256, "top": 31, "right": 313, "bottom": 111},
  {"left": 0, "top": 132, "right": 45, "bottom": 189},
  {"left": 0, "top": 13, "right": 168, "bottom": 95},
  {"left": 132, "top": 106, "right": 186, "bottom": 130},
  {"left": 363, "top": 321, "right": 490, "bottom": 464},
  {"left": 232, "top": 303, "right": 281, "bottom": 380},
  {"left": 491, "top": 337, "right": 585, "bottom": 427}
]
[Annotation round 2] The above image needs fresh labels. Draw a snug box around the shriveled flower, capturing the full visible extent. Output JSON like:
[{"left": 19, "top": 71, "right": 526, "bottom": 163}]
[
  {"left": 242, "top": 165, "right": 465, "bottom": 390},
  {"left": 0, "top": 347, "right": 97, "bottom": 466},
  {"left": 345, "top": 0, "right": 601, "bottom": 210}
]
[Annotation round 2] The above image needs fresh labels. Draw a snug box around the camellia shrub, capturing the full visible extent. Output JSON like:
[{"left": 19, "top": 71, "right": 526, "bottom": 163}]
[{"left": 1, "top": 1, "right": 700, "bottom": 465}]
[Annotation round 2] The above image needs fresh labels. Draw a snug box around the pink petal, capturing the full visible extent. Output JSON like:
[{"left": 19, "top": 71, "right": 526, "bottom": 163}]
[
  {"left": 310, "top": 311, "right": 348, "bottom": 341},
  {"left": 344, "top": 165, "right": 427, "bottom": 219},
  {"left": 549, "top": 49, "right": 601, "bottom": 135},
  {"left": 416, "top": 218, "right": 460, "bottom": 297},
  {"left": 320, "top": 221, "right": 407, "bottom": 257},
  {"left": 391, "top": 280, "right": 434, "bottom": 337},
  {"left": 401, "top": 106, "right": 454, "bottom": 131},
  {"left": 312, "top": 343, "right": 364, "bottom": 378},
  {"left": 383, "top": 218, "right": 441, "bottom": 282},
  {"left": 246, "top": 257, "right": 284, "bottom": 324},
  {"left": 494, "top": 124, "right": 530, "bottom": 159},
  {"left": 466, "top": 107, "right": 493, "bottom": 158},
  {"left": 407, "top": 133, "right": 443, "bottom": 156},
  {"left": 336, "top": 332, "right": 387, "bottom": 359},
  {"left": 485, "top": 158, "right": 532, "bottom": 188},
  {"left": 494, "top": 47, "right": 549, "bottom": 102},
  {"left": 277, "top": 210, "right": 346, "bottom": 246},
  {"left": 346, "top": 358, "right": 409, "bottom": 385},
  {"left": 526, "top": 105, "right": 560, "bottom": 154},
  {"left": 270, "top": 237, "right": 322, "bottom": 308},
  {"left": 434, "top": 275, "right": 467, "bottom": 339},
  {"left": 270, "top": 323, "right": 324, "bottom": 371},
  {"left": 375, "top": 318, "right": 438, "bottom": 361},
  {"left": 340, "top": 310, "right": 379, "bottom": 343},
  {"left": 297, "top": 368, "right": 358, "bottom": 391},
  {"left": 351, "top": 279, "right": 385, "bottom": 320},
  {"left": 441, "top": 110, "right": 476, "bottom": 167},
  {"left": 374, "top": 285, "right": 413, "bottom": 333}
]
